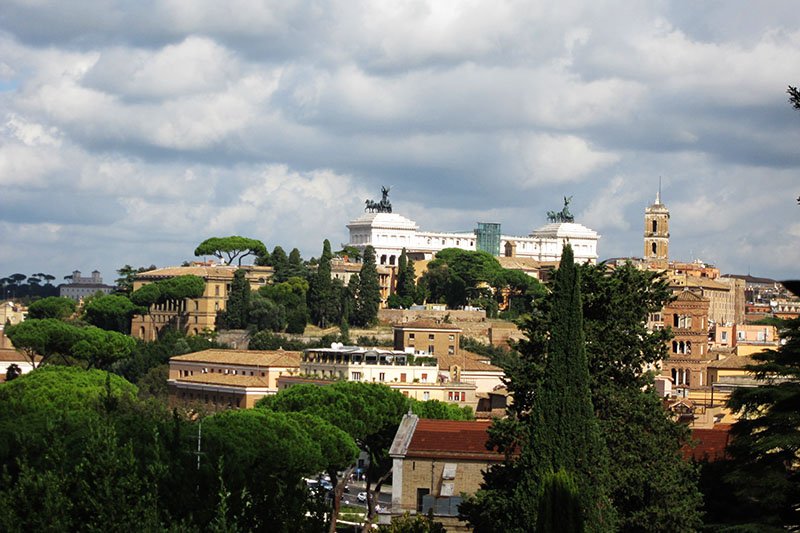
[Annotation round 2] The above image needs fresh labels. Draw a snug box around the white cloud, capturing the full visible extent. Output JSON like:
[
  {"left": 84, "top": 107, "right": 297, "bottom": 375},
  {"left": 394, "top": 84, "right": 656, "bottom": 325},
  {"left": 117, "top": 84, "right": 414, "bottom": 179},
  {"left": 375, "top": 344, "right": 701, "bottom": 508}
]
[{"left": 509, "top": 134, "right": 619, "bottom": 186}]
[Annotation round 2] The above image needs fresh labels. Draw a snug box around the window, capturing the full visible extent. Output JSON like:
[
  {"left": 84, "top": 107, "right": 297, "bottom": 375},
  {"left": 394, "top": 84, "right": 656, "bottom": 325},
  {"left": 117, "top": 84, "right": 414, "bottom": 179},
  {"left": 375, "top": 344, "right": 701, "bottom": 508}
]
[
  {"left": 409, "top": 333, "right": 415, "bottom": 340},
  {"left": 421, "top": 373, "right": 428, "bottom": 382},
  {"left": 400, "top": 373, "right": 407, "bottom": 382},
  {"left": 423, "top": 391, "right": 430, "bottom": 400},
  {"left": 652, "top": 219, "right": 657, "bottom": 233},
  {"left": 652, "top": 242, "right": 657, "bottom": 255},
  {"left": 738, "top": 331, "right": 746, "bottom": 340},
  {"left": 460, "top": 392, "right": 466, "bottom": 402},
  {"left": 448, "top": 334, "right": 454, "bottom": 341},
  {"left": 215, "top": 285, "right": 220, "bottom": 296},
  {"left": 351, "top": 371, "right": 362, "bottom": 380},
  {"left": 428, "top": 334, "right": 435, "bottom": 340},
  {"left": 428, "top": 345, "right": 435, "bottom": 354},
  {"left": 721, "top": 331, "right": 728, "bottom": 341},
  {"left": 448, "top": 346, "right": 455, "bottom": 355},
  {"left": 448, "top": 391, "right": 454, "bottom": 401},
  {"left": 379, "top": 372, "right": 385, "bottom": 381}
]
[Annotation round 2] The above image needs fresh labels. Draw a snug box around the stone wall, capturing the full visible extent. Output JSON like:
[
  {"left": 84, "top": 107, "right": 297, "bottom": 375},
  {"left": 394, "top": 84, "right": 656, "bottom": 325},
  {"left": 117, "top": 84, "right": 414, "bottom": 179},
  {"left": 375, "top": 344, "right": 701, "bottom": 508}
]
[{"left": 378, "top": 309, "right": 486, "bottom": 325}]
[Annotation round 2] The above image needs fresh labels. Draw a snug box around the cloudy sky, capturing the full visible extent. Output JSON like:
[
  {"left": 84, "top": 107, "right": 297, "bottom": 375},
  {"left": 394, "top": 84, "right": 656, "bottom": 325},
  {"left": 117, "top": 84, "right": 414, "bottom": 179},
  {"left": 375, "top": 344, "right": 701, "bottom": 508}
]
[{"left": 1, "top": 1, "right": 799, "bottom": 283}]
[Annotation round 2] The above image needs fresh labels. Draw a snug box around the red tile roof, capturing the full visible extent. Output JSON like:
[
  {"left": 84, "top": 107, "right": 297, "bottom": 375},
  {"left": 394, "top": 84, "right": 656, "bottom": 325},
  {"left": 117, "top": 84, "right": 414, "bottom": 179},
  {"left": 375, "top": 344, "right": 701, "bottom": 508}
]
[
  {"left": 683, "top": 424, "right": 732, "bottom": 462},
  {"left": 406, "top": 419, "right": 505, "bottom": 461}
]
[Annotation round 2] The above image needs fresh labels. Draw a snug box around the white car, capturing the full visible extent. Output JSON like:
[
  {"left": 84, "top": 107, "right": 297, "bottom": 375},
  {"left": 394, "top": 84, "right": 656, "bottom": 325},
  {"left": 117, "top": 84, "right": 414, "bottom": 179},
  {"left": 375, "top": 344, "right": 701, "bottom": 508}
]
[{"left": 357, "top": 491, "right": 368, "bottom": 503}]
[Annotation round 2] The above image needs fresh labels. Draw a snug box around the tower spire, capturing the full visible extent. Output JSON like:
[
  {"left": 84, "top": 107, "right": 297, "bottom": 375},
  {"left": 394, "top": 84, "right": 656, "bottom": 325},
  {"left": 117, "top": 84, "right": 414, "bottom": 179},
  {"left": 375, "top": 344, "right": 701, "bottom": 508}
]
[{"left": 656, "top": 176, "right": 662, "bottom": 205}]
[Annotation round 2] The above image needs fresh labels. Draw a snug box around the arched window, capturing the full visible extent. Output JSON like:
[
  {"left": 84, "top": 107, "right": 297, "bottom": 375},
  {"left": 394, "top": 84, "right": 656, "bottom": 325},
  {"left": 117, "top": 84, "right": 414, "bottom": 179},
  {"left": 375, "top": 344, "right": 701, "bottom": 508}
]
[
  {"left": 652, "top": 219, "right": 657, "bottom": 233},
  {"left": 652, "top": 242, "right": 657, "bottom": 255}
]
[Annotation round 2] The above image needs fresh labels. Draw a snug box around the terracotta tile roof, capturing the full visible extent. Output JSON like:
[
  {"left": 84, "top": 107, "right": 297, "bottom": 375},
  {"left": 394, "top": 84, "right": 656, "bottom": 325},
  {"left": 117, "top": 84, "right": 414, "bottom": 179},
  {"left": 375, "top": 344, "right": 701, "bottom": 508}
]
[
  {"left": 171, "top": 373, "right": 273, "bottom": 388},
  {"left": 496, "top": 257, "right": 541, "bottom": 271},
  {"left": 708, "top": 354, "right": 757, "bottom": 370},
  {"left": 0, "top": 348, "right": 41, "bottom": 363},
  {"left": 437, "top": 350, "right": 502, "bottom": 372},
  {"left": 406, "top": 418, "right": 505, "bottom": 461},
  {"left": 394, "top": 320, "right": 462, "bottom": 331},
  {"left": 683, "top": 424, "right": 732, "bottom": 462},
  {"left": 136, "top": 265, "right": 239, "bottom": 279},
  {"left": 170, "top": 349, "right": 301, "bottom": 368}
]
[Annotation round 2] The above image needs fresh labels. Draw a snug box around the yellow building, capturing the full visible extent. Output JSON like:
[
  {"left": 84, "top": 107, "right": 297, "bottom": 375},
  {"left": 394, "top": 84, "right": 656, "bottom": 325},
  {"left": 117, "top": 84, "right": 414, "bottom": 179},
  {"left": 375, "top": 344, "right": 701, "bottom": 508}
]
[
  {"left": 130, "top": 264, "right": 273, "bottom": 340},
  {"left": 167, "top": 348, "right": 300, "bottom": 409}
]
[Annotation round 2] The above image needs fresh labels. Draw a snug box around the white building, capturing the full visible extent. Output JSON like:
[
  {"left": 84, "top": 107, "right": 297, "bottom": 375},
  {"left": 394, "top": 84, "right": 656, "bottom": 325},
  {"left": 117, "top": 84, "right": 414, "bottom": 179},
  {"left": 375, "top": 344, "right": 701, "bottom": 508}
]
[
  {"left": 59, "top": 270, "right": 114, "bottom": 302},
  {"left": 346, "top": 211, "right": 600, "bottom": 267}
]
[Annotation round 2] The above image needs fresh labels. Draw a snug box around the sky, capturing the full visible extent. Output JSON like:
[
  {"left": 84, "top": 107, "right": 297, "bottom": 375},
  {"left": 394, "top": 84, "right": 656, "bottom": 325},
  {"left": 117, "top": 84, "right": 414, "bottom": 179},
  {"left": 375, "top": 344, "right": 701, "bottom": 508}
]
[{"left": 1, "top": 0, "right": 800, "bottom": 283}]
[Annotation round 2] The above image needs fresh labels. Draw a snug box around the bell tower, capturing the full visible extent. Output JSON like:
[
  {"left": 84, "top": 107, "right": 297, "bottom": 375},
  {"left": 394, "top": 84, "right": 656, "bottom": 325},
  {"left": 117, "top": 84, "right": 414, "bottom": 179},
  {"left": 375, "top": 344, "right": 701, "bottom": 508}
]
[{"left": 644, "top": 182, "right": 669, "bottom": 268}]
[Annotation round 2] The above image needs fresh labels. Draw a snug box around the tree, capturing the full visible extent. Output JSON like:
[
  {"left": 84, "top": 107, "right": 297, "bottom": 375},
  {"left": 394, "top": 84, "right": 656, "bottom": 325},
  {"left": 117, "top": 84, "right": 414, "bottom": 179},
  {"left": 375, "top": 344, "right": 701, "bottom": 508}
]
[
  {"left": 535, "top": 469, "right": 583, "bottom": 533},
  {"left": 130, "top": 275, "right": 205, "bottom": 334},
  {"left": 4, "top": 319, "right": 84, "bottom": 368},
  {"left": 83, "top": 294, "right": 142, "bottom": 334},
  {"left": 723, "top": 315, "right": 800, "bottom": 529},
  {"left": 115, "top": 265, "right": 155, "bottom": 294},
  {"left": 217, "top": 269, "right": 250, "bottom": 329},
  {"left": 26, "top": 297, "right": 76, "bottom": 320},
  {"left": 194, "top": 236, "right": 268, "bottom": 266},
  {"left": 308, "top": 240, "right": 336, "bottom": 328},
  {"left": 199, "top": 409, "right": 349, "bottom": 531},
  {"left": 259, "top": 381, "right": 409, "bottom": 532},
  {"left": 463, "top": 259, "right": 702, "bottom": 532},
  {"left": 409, "top": 399, "right": 473, "bottom": 420},
  {"left": 287, "top": 248, "right": 308, "bottom": 279},
  {"left": 392, "top": 248, "right": 416, "bottom": 309},
  {"left": 462, "top": 246, "right": 615, "bottom": 532},
  {"left": 270, "top": 246, "right": 290, "bottom": 282},
  {"left": 789, "top": 85, "right": 800, "bottom": 110},
  {"left": 71, "top": 327, "right": 136, "bottom": 370},
  {"left": 247, "top": 294, "right": 287, "bottom": 332},
  {"left": 354, "top": 246, "right": 381, "bottom": 327},
  {"left": 518, "top": 245, "right": 614, "bottom": 531}
]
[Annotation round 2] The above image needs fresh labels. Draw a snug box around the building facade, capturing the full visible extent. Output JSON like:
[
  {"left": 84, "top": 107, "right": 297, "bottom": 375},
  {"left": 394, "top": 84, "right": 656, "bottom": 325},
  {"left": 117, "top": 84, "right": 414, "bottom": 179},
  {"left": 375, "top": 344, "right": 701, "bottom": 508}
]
[
  {"left": 130, "top": 264, "right": 274, "bottom": 340},
  {"left": 643, "top": 188, "right": 670, "bottom": 269},
  {"left": 167, "top": 349, "right": 300, "bottom": 409},
  {"left": 59, "top": 270, "right": 114, "bottom": 301},
  {"left": 345, "top": 211, "right": 600, "bottom": 267},
  {"left": 385, "top": 415, "right": 506, "bottom": 531}
]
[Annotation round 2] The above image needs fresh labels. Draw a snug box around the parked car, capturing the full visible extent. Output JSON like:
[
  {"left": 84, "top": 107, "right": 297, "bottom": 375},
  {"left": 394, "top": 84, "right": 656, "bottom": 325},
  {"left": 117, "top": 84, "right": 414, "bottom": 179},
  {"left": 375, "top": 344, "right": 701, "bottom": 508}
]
[{"left": 357, "top": 491, "right": 368, "bottom": 503}]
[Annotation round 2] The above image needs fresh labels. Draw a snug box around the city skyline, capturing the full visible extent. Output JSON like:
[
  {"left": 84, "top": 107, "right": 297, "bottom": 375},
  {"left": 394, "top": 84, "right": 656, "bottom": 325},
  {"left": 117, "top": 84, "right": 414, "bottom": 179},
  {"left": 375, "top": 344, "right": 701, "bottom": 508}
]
[{"left": 1, "top": 2, "right": 799, "bottom": 280}]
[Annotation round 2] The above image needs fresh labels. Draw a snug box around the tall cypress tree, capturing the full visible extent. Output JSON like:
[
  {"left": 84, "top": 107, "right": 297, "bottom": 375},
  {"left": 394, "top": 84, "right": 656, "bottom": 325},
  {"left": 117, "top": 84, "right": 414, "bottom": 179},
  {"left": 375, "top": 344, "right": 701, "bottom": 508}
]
[
  {"left": 355, "top": 246, "right": 381, "bottom": 327},
  {"left": 270, "top": 246, "right": 289, "bottom": 283},
  {"left": 394, "top": 248, "right": 416, "bottom": 308},
  {"left": 518, "top": 244, "right": 614, "bottom": 531},
  {"left": 220, "top": 269, "right": 250, "bottom": 329},
  {"left": 308, "top": 240, "right": 334, "bottom": 328}
]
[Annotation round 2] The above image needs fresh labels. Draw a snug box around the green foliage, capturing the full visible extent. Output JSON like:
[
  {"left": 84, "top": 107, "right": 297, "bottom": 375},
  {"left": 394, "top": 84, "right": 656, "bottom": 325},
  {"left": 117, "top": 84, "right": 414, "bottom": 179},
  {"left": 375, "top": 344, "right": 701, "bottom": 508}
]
[
  {"left": 111, "top": 330, "right": 226, "bottom": 386},
  {"left": 4, "top": 318, "right": 84, "bottom": 367},
  {"left": 194, "top": 236, "right": 268, "bottom": 266},
  {"left": 536, "top": 469, "right": 584, "bottom": 533},
  {"left": 83, "top": 293, "right": 142, "bottom": 334},
  {"left": 391, "top": 248, "right": 417, "bottom": 309},
  {"left": 463, "top": 259, "right": 702, "bottom": 532},
  {"left": 71, "top": 326, "right": 137, "bottom": 370},
  {"left": 722, "top": 316, "right": 800, "bottom": 529},
  {"left": 419, "top": 248, "right": 543, "bottom": 312},
  {"left": 259, "top": 381, "right": 408, "bottom": 530},
  {"left": 257, "top": 276, "right": 309, "bottom": 334},
  {"left": 308, "top": 240, "right": 337, "bottom": 328},
  {"left": 129, "top": 282, "right": 161, "bottom": 308},
  {"left": 218, "top": 269, "right": 250, "bottom": 330},
  {"left": 409, "top": 399, "right": 474, "bottom": 420},
  {"left": 518, "top": 245, "right": 614, "bottom": 531},
  {"left": 200, "top": 409, "right": 338, "bottom": 531},
  {"left": 353, "top": 245, "right": 381, "bottom": 327},
  {"left": 27, "top": 296, "right": 76, "bottom": 320},
  {"left": 378, "top": 511, "right": 446, "bottom": 532},
  {"left": 114, "top": 264, "right": 156, "bottom": 294}
]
